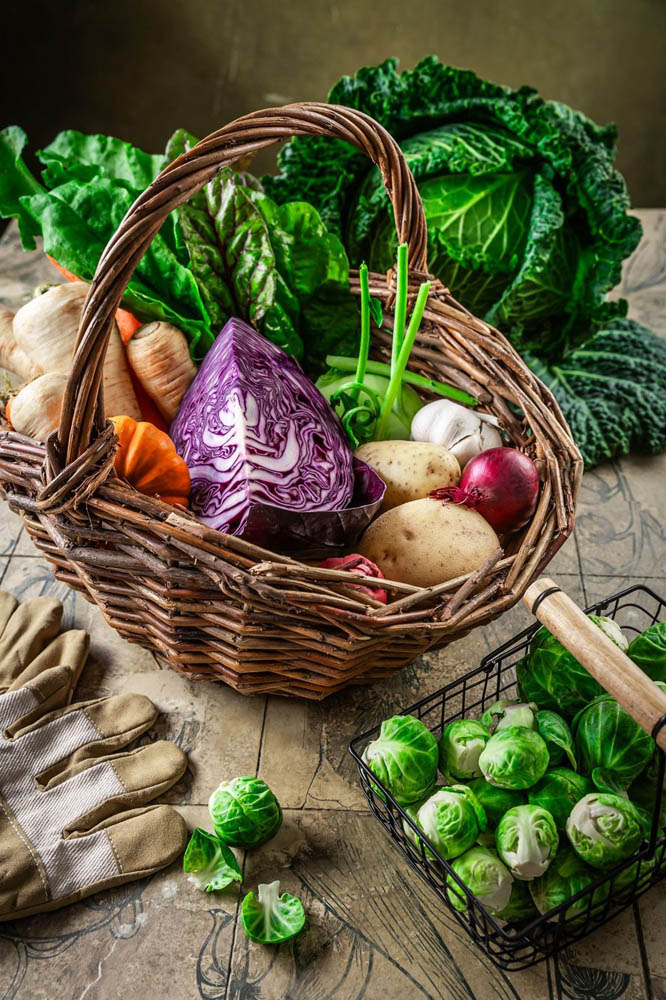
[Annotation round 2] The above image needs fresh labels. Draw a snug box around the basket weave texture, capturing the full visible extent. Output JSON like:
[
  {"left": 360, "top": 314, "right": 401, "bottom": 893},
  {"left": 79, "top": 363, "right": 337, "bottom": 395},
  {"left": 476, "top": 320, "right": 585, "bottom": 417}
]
[{"left": 0, "top": 104, "right": 582, "bottom": 699}]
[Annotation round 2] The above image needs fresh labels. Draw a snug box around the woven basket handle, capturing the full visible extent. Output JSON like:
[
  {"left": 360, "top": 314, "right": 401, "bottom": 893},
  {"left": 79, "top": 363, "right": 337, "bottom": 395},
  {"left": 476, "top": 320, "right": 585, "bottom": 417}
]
[
  {"left": 56, "top": 103, "right": 428, "bottom": 467},
  {"left": 524, "top": 577, "right": 666, "bottom": 751}
]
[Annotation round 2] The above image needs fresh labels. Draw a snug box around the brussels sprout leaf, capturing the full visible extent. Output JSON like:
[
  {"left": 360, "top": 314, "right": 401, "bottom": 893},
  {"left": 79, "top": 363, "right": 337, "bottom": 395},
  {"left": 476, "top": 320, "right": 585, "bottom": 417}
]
[
  {"left": 241, "top": 880, "right": 306, "bottom": 944},
  {"left": 183, "top": 828, "right": 241, "bottom": 893}
]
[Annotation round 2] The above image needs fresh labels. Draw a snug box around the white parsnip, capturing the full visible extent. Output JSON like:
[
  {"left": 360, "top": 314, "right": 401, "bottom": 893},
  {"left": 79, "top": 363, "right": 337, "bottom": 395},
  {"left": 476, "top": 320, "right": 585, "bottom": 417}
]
[
  {"left": 0, "top": 307, "right": 40, "bottom": 381},
  {"left": 13, "top": 283, "right": 141, "bottom": 420},
  {"left": 5, "top": 372, "right": 67, "bottom": 441},
  {"left": 126, "top": 322, "right": 197, "bottom": 421}
]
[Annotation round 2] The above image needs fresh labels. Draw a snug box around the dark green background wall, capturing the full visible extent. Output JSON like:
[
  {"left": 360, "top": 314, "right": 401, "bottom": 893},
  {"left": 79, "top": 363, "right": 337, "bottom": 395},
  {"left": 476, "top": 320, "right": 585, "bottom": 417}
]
[{"left": 3, "top": 0, "right": 664, "bottom": 205}]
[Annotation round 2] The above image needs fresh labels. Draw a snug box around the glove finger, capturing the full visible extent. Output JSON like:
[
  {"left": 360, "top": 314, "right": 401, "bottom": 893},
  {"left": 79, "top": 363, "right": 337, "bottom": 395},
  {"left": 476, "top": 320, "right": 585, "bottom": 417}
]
[
  {"left": 0, "top": 596, "right": 63, "bottom": 690},
  {"left": 7, "top": 629, "right": 89, "bottom": 695},
  {"left": 0, "top": 805, "right": 187, "bottom": 922},
  {"left": 1, "top": 664, "right": 79, "bottom": 731},
  {"left": 59, "top": 742, "right": 187, "bottom": 834},
  {"left": 13, "top": 693, "right": 158, "bottom": 777}
]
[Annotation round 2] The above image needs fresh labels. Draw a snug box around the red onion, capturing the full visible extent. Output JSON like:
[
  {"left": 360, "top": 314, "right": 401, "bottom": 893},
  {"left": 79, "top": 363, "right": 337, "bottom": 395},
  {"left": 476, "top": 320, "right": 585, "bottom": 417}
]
[
  {"left": 319, "top": 554, "right": 388, "bottom": 603},
  {"left": 430, "top": 447, "right": 540, "bottom": 533}
]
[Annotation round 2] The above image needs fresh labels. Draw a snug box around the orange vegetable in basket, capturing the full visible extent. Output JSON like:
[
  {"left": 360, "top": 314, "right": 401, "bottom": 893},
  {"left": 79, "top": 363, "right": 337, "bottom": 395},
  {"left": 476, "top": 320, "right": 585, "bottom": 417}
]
[{"left": 111, "top": 415, "right": 190, "bottom": 506}]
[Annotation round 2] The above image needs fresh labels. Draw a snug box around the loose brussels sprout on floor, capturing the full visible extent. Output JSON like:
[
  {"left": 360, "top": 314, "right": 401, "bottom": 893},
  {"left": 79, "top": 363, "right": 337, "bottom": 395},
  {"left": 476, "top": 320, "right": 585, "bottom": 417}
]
[
  {"left": 528, "top": 769, "right": 593, "bottom": 830},
  {"left": 240, "top": 880, "right": 306, "bottom": 943},
  {"left": 519, "top": 616, "right": 627, "bottom": 716},
  {"left": 478, "top": 726, "right": 549, "bottom": 790},
  {"left": 496, "top": 878, "right": 539, "bottom": 922},
  {"left": 362, "top": 715, "right": 439, "bottom": 806},
  {"left": 534, "top": 710, "right": 577, "bottom": 769},
  {"left": 209, "top": 776, "right": 282, "bottom": 848},
  {"left": 627, "top": 622, "right": 666, "bottom": 682},
  {"left": 566, "top": 792, "right": 643, "bottom": 869},
  {"left": 183, "top": 828, "right": 242, "bottom": 893},
  {"left": 439, "top": 719, "right": 490, "bottom": 779},
  {"left": 572, "top": 696, "right": 654, "bottom": 793},
  {"left": 467, "top": 779, "right": 525, "bottom": 829},
  {"left": 411, "top": 785, "right": 487, "bottom": 860},
  {"left": 446, "top": 846, "right": 514, "bottom": 915},
  {"left": 480, "top": 699, "right": 536, "bottom": 734},
  {"left": 496, "top": 804, "right": 559, "bottom": 879},
  {"left": 530, "top": 846, "right": 609, "bottom": 923}
]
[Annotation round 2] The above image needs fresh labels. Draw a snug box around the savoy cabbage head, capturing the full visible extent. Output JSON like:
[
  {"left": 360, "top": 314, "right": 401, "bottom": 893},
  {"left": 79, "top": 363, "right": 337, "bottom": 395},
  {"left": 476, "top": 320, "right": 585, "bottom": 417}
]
[{"left": 266, "top": 57, "right": 642, "bottom": 362}]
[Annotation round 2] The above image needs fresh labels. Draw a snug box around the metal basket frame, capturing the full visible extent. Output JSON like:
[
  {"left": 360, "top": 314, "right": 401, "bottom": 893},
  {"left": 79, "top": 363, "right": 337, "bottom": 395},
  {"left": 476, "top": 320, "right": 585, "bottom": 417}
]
[{"left": 349, "top": 584, "right": 666, "bottom": 971}]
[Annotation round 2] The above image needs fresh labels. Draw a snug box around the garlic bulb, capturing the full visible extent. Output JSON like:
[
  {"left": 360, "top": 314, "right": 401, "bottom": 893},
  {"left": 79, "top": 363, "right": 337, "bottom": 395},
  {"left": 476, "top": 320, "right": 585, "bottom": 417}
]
[{"left": 411, "top": 399, "right": 502, "bottom": 469}]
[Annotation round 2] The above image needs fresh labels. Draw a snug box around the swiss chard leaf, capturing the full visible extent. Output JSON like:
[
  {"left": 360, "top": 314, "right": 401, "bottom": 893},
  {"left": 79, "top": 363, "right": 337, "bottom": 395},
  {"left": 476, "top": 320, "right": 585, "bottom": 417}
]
[
  {"left": 524, "top": 318, "right": 666, "bottom": 467},
  {"left": 38, "top": 129, "right": 166, "bottom": 190}
]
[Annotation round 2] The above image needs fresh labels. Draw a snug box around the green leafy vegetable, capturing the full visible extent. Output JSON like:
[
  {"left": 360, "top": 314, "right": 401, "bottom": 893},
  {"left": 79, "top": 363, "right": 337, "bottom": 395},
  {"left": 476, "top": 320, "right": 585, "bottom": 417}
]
[
  {"left": 209, "top": 776, "right": 282, "bottom": 848},
  {"left": 241, "top": 880, "right": 306, "bottom": 944},
  {"left": 572, "top": 695, "right": 654, "bottom": 793},
  {"left": 410, "top": 784, "right": 487, "bottom": 860},
  {"left": 183, "top": 827, "right": 242, "bottom": 892},
  {"left": 566, "top": 792, "right": 643, "bottom": 869},
  {"left": 265, "top": 57, "right": 641, "bottom": 362},
  {"left": 524, "top": 319, "right": 666, "bottom": 467},
  {"left": 466, "top": 779, "right": 525, "bottom": 830},
  {"left": 496, "top": 878, "right": 538, "bottom": 922},
  {"left": 0, "top": 127, "right": 42, "bottom": 248},
  {"left": 534, "top": 710, "right": 577, "bottom": 769},
  {"left": 446, "top": 846, "right": 514, "bottom": 914},
  {"left": 438, "top": 719, "right": 491, "bottom": 780},
  {"left": 478, "top": 726, "right": 549, "bottom": 790},
  {"left": 362, "top": 714, "right": 439, "bottom": 806},
  {"left": 528, "top": 769, "right": 593, "bottom": 830},
  {"left": 479, "top": 699, "right": 536, "bottom": 734},
  {"left": 496, "top": 804, "right": 559, "bottom": 880},
  {"left": 530, "top": 845, "right": 608, "bottom": 922},
  {"left": 519, "top": 616, "right": 627, "bottom": 717},
  {"left": 627, "top": 622, "right": 666, "bottom": 682}
]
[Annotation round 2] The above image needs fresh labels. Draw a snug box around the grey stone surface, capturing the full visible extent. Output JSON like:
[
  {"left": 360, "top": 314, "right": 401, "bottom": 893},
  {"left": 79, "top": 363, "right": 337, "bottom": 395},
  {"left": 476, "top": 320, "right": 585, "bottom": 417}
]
[{"left": 0, "top": 212, "right": 664, "bottom": 998}]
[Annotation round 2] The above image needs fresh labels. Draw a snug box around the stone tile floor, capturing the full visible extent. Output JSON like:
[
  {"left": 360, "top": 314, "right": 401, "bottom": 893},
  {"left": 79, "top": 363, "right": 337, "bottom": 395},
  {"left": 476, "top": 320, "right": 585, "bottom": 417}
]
[{"left": 0, "top": 212, "right": 663, "bottom": 999}]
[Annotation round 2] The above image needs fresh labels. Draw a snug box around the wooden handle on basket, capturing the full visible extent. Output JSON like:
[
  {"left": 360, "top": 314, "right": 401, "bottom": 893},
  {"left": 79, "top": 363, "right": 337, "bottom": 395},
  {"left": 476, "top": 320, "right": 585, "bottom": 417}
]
[
  {"left": 55, "top": 103, "right": 428, "bottom": 468},
  {"left": 523, "top": 577, "right": 666, "bottom": 751}
]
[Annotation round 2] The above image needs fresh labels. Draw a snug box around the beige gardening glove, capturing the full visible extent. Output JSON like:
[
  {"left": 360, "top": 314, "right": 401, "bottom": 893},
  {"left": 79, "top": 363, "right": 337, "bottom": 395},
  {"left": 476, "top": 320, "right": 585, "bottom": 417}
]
[{"left": 0, "top": 590, "right": 188, "bottom": 921}]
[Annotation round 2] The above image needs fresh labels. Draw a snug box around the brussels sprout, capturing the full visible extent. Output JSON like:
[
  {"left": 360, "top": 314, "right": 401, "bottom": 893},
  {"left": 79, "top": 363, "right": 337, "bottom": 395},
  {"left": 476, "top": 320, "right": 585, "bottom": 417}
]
[
  {"left": 628, "top": 753, "right": 666, "bottom": 827},
  {"left": 478, "top": 726, "right": 550, "bottom": 790},
  {"left": 496, "top": 879, "right": 539, "bottom": 922},
  {"left": 240, "top": 880, "right": 306, "bottom": 943},
  {"left": 572, "top": 696, "right": 654, "bottom": 793},
  {"left": 402, "top": 785, "right": 445, "bottom": 857},
  {"left": 528, "top": 768, "right": 594, "bottom": 830},
  {"left": 627, "top": 622, "right": 666, "bottom": 682},
  {"left": 467, "top": 778, "right": 525, "bottom": 829},
  {"left": 183, "top": 828, "right": 242, "bottom": 893},
  {"left": 530, "top": 846, "right": 609, "bottom": 923},
  {"left": 479, "top": 699, "right": 537, "bottom": 734},
  {"left": 521, "top": 616, "right": 627, "bottom": 716},
  {"left": 496, "top": 804, "right": 559, "bottom": 879},
  {"left": 612, "top": 844, "right": 665, "bottom": 896},
  {"left": 535, "top": 710, "right": 577, "bottom": 769},
  {"left": 413, "top": 785, "right": 487, "bottom": 860},
  {"left": 446, "top": 847, "right": 514, "bottom": 914},
  {"left": 566, "top": 792, "right": 643, "bottom": 869},
  {"left": 439, "top": 719, "right": 490, "bottom": 779},
  {"left": 209, "top": 777, "right": 282, "bottom": 848},
  {"left": 362, "top": 715, "right": 439, "bottom": 806},
  {"left": 516, "top": 655, "right": 557, "bottom": 710}
]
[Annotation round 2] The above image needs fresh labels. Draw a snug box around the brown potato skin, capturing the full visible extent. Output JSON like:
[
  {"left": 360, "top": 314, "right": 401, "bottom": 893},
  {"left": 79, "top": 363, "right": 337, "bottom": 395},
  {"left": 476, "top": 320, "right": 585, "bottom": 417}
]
[
  {"left": 354, "top": 441, "right": 460, "bottom": 512},
  {"left": 358, "top": 498, "right": 500, "bottom": 588}
]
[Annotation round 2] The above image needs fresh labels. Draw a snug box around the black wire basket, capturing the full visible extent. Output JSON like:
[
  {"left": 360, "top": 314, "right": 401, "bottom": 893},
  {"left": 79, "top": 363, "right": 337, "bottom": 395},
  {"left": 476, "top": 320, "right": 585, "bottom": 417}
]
[{"left": 349, "top": 583, "right": 666, "bottom": 971}]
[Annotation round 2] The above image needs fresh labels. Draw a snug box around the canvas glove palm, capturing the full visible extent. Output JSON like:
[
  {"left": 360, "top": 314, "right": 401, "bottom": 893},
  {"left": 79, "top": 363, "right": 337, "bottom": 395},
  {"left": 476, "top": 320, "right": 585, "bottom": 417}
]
[{"left": 0, "top": 590, "right": 188, "bottom": 920}]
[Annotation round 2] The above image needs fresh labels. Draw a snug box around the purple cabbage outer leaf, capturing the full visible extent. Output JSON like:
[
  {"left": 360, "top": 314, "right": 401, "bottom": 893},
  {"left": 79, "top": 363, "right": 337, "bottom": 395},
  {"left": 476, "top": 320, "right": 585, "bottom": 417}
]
[{"left": 171, "top": 318, "right": 384, "bottom": 554}]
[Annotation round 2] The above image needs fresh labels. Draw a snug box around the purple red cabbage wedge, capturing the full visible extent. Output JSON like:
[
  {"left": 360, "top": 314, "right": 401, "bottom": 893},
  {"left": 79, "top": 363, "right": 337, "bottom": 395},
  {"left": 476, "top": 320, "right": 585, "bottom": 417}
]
[{"left": 170, "top": 318, "right": 384, "bottom": 554}]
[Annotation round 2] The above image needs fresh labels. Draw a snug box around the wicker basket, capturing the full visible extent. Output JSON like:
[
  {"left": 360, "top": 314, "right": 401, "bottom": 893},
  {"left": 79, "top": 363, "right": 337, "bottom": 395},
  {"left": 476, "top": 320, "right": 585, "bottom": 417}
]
[{"left": 0, "top": 104, "right": 582, "bottom": 699}]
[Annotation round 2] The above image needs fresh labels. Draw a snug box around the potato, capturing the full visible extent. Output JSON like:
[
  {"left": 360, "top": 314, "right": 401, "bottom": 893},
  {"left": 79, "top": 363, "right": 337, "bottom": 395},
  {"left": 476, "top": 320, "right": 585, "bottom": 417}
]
[
  {"left": 354, "top": 440, "right": 460, "bottom": 512},
  {"left": 358, "top": 498, "right": 500, "bottom": 588}
]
